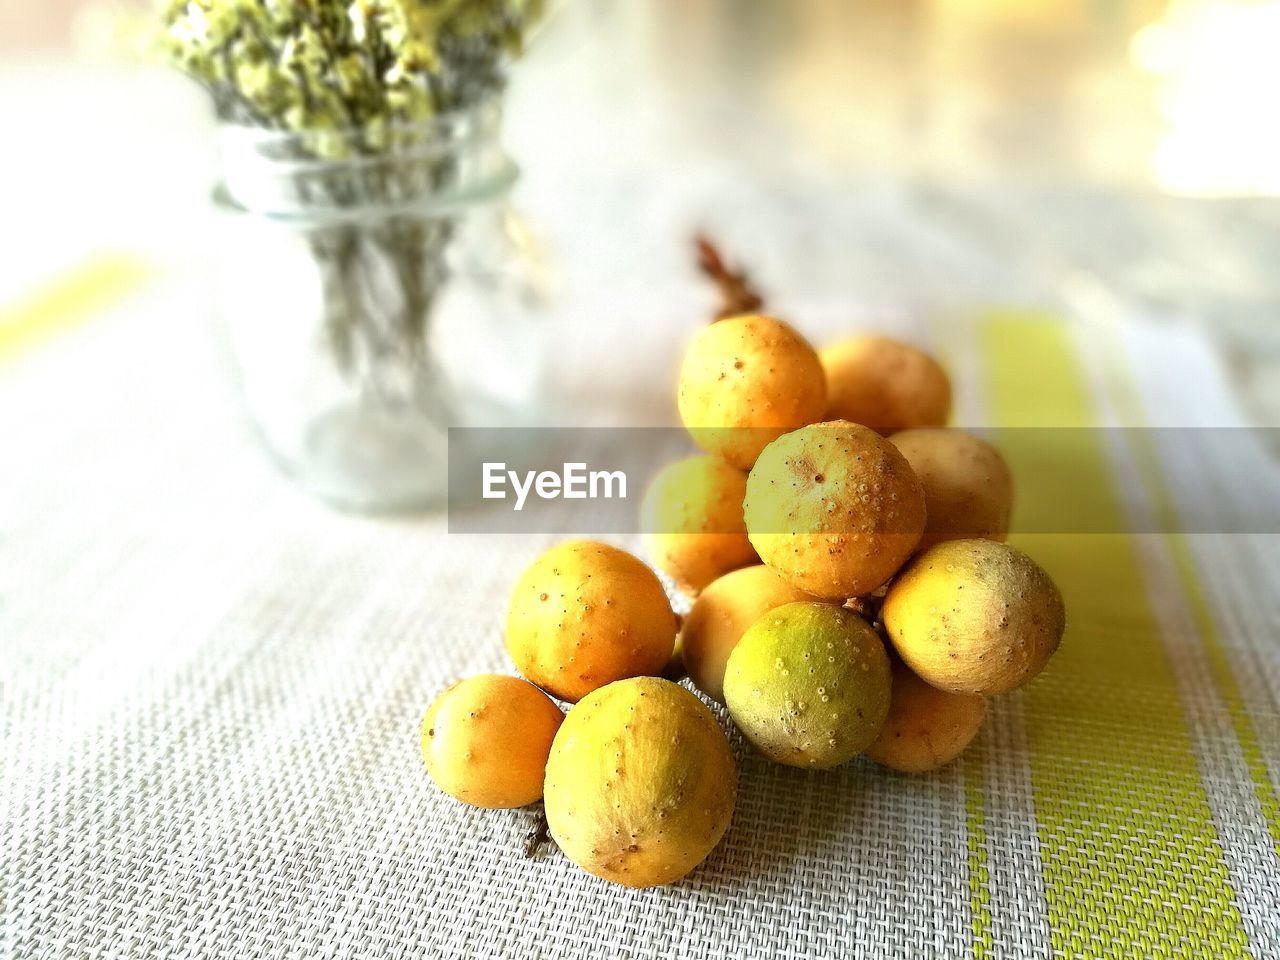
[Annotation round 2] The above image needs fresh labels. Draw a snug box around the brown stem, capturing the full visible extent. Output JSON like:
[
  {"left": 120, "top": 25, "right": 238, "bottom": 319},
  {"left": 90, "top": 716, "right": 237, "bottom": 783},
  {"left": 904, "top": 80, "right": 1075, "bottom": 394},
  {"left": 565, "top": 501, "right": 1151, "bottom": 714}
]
[
  {"left": 695, "top": 234, "right": 765, "bottom": 321},
  {"left": 523, "top": 806, "right": 552, "bottom": 858},
  {"left": 846, "top": 585, "right": 890, "bottom": 630}
]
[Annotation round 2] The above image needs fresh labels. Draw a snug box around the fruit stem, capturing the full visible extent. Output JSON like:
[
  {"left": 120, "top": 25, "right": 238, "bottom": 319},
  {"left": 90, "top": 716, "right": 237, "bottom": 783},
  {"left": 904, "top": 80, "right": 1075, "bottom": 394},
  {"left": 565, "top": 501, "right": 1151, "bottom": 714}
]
[
  {"left": 523, "top": 806, "right": 553, "bottom": 858},
  {"left": 847, "top": 593, "right": 885, "bottom": 628},
  {"left": 695, "top": 234, "right": 765, "bottom": 321}
]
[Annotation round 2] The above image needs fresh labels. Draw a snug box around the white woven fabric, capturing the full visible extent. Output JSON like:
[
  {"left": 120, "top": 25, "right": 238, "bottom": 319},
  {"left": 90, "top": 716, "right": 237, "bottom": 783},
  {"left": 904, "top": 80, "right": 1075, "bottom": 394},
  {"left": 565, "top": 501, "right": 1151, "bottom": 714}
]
[
  {"left": 5, "top": 280, "right": 1279, "bottom": 959},
  {"left": 0, "top": 282, "right": 980, "bottom": 959},
  {"left": 7, "top": 14, "right": 1280, "bottom": 951}
]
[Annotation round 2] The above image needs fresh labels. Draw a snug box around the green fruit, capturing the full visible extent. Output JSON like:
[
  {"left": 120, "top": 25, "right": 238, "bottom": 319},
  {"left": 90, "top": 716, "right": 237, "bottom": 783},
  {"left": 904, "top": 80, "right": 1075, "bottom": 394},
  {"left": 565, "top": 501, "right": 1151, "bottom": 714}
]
[
  {"left": 723, "top": 602, "right": 891, "bottom": 768},
  {"left": 681, "top": 564, "right": 824, "bottom": 705}
]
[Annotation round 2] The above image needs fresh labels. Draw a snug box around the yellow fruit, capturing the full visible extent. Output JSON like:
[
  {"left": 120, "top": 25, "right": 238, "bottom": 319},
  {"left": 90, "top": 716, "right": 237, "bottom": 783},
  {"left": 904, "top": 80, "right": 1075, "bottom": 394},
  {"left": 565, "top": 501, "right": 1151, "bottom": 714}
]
[
  {"left": 420, "top": 675, "right": 564, "bottom": 809},
  {"left": 882, "top": 539, "right": 1066, "bottom": 695},
  {"left": 681, "top": 564, "right": 825, "bottom": 704},
  {"left": 544, "top": 677, "right": 736, "bottom": 888},
  {"left": 677, "top": 314, "right": 827, "bottom": 470},
  {"left": 820, "top": 336, "right": 951, "bottom": 433},
  {"left": 866, "top": 659, "right": 986, "bottom": 772},
  {"left": 639, "top": 455, "right": 758, "bottom": 595},
  {"left": 661, "top": 632, "right": 687, "bottom": 682},
  {"left": 723, "top": 602, "right": 891, "bottom": 768},
  {"left": 744, "top": 420, "right": 926, "bottom": 599},
  {"left": 506, "top": 541, "right": 677, "bottom": 702},
  {"left": 889, "top": 428, "right": 1013, "bottom": 550}
]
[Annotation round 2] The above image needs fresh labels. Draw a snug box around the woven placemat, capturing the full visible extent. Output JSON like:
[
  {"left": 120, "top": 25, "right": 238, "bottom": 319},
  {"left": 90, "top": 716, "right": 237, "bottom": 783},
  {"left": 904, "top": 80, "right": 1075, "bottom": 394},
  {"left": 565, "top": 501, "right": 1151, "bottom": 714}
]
[{"left": 2, "top": 279, "right": 1278, "bottom": 959}]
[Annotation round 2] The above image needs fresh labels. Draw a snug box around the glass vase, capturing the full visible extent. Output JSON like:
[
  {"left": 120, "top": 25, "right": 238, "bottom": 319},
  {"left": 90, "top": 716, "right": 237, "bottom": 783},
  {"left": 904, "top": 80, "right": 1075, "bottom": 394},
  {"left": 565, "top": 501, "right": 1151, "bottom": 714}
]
[{"left": 212, "top": 100, "right": 549, "bottom": 512}]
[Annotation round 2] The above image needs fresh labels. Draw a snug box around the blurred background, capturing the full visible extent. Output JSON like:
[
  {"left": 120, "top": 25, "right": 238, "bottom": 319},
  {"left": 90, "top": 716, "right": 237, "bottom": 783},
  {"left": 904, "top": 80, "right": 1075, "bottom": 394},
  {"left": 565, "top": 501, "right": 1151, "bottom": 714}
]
[{"left": 3, "top": 0, "right": 1279, "bottom": 426}]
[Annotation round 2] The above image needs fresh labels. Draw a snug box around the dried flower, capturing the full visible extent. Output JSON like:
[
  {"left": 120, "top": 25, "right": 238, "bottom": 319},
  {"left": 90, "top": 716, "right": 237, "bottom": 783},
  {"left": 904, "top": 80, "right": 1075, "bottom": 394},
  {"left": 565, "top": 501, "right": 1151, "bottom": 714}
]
[
  {"left": 160, "top": 0, "right": 543, "bottom": 136},
  {"left": 159, "top": 0, "right": 543, "bottom": 401}
]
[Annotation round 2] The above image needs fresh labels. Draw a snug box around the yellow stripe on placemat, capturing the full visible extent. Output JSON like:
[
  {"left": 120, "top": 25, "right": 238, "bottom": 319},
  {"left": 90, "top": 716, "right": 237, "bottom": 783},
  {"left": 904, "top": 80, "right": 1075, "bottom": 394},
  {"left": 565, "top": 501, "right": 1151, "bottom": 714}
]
[
  {"left": 925, "top": 320, "right": 998, "bottom": 959},
  {"left": 963, "top": 740, "right": 994, "bottom": 960},
  {"left": 0, "top": 254, "right": 155, "bottom": 361},
  {"left": 1096, "top": 338, "right": 1280, "bottom": 856},
  {"left": 979, "top": 313, "right": 1250, "bottom": 958}
]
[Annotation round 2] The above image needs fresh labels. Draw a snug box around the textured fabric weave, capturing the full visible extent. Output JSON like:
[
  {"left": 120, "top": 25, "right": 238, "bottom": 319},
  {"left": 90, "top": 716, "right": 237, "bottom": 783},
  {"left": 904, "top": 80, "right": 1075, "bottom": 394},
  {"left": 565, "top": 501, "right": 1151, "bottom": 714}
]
[{"left": 2, "top": 272, "right": 1279, "bottom": 960}]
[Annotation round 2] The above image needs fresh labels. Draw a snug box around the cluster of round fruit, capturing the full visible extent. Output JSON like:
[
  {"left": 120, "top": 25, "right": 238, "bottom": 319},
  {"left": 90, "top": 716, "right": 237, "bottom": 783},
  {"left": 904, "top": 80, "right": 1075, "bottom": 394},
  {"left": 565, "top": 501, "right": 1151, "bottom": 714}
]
[{"left": 421, "top": 315, "right": 1066, "bottom": 891}]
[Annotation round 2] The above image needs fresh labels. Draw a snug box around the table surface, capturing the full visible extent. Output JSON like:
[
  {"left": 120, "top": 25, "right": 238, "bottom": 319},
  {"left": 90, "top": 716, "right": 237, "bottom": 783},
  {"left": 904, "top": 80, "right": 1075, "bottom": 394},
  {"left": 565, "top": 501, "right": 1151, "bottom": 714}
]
[{"left": 4, "top": 4, "right": 1280, "bottom": 958}]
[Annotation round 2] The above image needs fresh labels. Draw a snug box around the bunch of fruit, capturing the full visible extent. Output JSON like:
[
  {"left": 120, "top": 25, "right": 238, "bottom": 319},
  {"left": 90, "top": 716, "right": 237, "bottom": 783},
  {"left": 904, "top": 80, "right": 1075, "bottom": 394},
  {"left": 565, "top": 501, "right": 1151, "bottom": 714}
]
[{"left": 421, "top": 248, "right": 1066, "bottom": 890}]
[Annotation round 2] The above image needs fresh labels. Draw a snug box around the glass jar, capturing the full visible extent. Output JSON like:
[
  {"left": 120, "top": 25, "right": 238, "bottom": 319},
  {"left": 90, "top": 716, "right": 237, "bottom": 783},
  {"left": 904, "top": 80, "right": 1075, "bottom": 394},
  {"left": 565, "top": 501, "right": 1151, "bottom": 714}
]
[{"left": 212, "top": 101, "right": 549, "bottom": 512}]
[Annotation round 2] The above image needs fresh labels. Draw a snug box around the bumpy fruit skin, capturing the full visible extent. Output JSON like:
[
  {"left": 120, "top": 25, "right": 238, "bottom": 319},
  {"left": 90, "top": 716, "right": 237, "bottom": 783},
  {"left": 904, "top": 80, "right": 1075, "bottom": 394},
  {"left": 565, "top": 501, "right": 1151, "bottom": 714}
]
[
  {"left": 723, "top": 602, "right": 891, "bottom": 768},
  {"left": 681, "top": 564, "right": 824, "bottom": 704},
  {"left": 866, "top": 658, "right": 986, "bottom": 772},
  {"left": 883, "top": 539, "right": 1066, "bottom": 695},
  {"left": 639, "top": 455, "right": 758, "bottom": 596},
  {"left": 544, "top": 677, "right": 736, "bottom": 888},
  {"left": 889, "top": 429, "right": 1013, "bottom": 551},
  {"left": 506, "top": 541, "right": 677, "bottom": 702},
  {"left": 421, "top": 675, "right": 564, "bottom": 809},
  {"left": 744, "top": 420, "right": 926, "bottom": 599},
  {"left": 677, "top": 315, "right": 827, "bottom": 470},
  {"left": 819, "top": 336, "right": 951, "bottom": 433}
]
